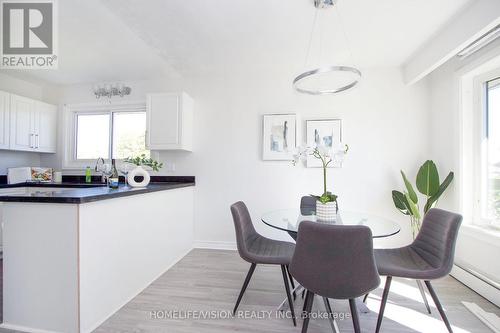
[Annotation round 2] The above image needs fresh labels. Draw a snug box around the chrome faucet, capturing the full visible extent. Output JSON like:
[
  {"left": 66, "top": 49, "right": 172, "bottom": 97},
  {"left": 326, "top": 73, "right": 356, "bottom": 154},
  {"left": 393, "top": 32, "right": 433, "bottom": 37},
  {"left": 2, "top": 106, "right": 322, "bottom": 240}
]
[{"left": 95, "top": 157, "right": 106, "bottom": 183}]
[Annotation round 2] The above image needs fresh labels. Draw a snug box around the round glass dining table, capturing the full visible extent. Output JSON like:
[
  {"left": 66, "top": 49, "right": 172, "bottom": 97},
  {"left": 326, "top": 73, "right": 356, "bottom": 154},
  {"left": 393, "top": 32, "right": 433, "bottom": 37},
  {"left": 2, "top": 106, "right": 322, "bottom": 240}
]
[
  {"left": 261, "top": 209, "right": 401, "bottom": 240},
  {"left": 261, "top": 209, "right": 401, "bottom": 322}
]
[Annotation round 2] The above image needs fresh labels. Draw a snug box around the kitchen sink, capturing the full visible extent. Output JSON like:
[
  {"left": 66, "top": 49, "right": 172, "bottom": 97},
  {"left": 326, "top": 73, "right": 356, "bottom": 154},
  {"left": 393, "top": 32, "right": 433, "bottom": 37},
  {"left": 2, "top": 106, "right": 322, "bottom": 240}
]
[{"left": 0, "top": 187, "right": 77, "bottom": 196}]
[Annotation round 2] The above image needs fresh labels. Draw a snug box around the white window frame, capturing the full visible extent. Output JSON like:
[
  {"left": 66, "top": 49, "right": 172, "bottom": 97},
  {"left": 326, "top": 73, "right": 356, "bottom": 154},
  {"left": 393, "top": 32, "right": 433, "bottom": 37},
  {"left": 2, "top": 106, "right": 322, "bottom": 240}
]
[
  {"left": 63, "top": 101, "right": 148, "bottom": 170},
  {"left": 471, "top": 68, "right": 500, "bottom": 227}
]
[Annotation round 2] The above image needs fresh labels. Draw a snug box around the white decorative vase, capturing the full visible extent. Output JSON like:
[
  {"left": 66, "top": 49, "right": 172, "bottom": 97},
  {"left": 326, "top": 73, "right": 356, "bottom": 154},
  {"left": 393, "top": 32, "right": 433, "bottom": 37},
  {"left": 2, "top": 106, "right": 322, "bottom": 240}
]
[
  {"left": 316, "top": 200, "right": 338, "bottom": 222},
  {"left": 127, "top": 166, "right": 150, "bottom": 187}
]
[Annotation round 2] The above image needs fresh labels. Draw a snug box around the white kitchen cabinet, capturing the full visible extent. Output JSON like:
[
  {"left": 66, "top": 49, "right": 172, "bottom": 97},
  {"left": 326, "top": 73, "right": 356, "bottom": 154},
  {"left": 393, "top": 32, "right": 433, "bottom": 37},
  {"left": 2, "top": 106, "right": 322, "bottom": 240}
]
[
  {"left": 8, "top": 93, "right": 57, "bottom": 153},
  {"left": 9, "top": 94, "right": 35, "bottom": 151},
  {"left": 0, "top": 91, "right": 9, "bottom": 149},
  {"left": 146, "top": 92, "right": 193, "bottom": 151},
  {"left": 36, "top": 101, "right": 57, "bottom": 153}
]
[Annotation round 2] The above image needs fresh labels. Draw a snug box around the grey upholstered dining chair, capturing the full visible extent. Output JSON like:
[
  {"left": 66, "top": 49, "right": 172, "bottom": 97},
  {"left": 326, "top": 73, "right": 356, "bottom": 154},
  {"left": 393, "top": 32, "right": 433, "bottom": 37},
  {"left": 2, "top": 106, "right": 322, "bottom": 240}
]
[
  {"left": 298, "top": 195, "right": 317, "bottom": 299},
  {"left": 230, "top": 201, "right": 297, "bottom": 326},
  {"left": 374, "top": 208, "right": 462, "bottom": 333},
  {"left": 290, "top": 221, "right": 380, "bottom": 333},
  {"left": 300, "top": 196, "right": 316, "bottom": 215}
]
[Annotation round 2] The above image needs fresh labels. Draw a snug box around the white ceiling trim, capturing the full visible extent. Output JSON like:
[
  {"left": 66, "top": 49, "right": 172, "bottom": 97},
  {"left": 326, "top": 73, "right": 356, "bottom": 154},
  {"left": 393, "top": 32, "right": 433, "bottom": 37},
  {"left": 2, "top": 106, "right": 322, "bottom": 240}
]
[{"left": 403, "top": 0, "right": 500, "bottom": 85}]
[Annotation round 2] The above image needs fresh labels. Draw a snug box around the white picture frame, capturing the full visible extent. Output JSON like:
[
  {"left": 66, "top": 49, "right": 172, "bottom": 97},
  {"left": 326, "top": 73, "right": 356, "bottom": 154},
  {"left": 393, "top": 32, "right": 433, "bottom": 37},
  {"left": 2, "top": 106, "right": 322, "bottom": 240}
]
[
  {"left": 306, "top": 119, "right": 342, "bottom": 168},
  {"left": 262, "top": 114, "right": 297, "bottom": 161}
]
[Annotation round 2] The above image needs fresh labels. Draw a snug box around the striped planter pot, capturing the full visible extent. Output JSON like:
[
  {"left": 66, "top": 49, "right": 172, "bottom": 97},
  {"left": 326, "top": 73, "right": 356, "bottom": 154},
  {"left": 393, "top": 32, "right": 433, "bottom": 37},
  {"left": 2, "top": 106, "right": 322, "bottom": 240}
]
[{"left": 316, "top": 200, "right": 338, "bottom": 222}]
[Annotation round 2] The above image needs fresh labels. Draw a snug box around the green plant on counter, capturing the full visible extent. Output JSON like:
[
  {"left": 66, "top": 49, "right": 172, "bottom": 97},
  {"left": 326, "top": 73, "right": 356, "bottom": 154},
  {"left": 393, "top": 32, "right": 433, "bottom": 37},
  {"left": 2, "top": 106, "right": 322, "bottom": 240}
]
[
  {"left": 392, "top": 160, "right": 454, "bottom": 238},
  {"left": 124, "top": 154, "right": 163, "bottom": 172}
]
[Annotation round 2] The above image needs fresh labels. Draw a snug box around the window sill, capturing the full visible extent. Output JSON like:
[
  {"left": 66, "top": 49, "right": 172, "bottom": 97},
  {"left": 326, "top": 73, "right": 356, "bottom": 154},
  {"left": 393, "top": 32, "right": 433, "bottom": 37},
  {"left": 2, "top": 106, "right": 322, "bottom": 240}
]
[{"left": 461, "top": 224, "right": 500, "bottom": 246}]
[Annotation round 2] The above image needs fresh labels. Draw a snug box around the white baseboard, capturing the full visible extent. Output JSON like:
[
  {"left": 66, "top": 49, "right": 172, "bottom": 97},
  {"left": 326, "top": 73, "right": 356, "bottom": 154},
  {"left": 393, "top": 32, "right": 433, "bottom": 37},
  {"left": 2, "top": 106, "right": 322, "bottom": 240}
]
[
  {"left": 193, "top": 240, "right": 237, "bottom": 251},
  {"left": 0, "top": 322, "right": 62, "bottom": 333},
  {"left": 451, "top": 264, "right": 500, "bottom": 307}
]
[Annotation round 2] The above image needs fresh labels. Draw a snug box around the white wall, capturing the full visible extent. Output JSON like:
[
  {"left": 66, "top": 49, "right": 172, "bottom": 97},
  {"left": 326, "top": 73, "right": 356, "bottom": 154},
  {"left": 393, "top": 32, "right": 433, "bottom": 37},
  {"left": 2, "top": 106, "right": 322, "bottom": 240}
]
[
  {"left": 182, "top": 68, "right": 430, "bottom": 248},
  {"left": 0, "top": 151, "right": 40, "bottom": 175},
  {"left": 47, "top": 67, "right": 430, "bottom": 248},
  {"left": 428, "top": 40, "right": 500, "bottom": 305}
]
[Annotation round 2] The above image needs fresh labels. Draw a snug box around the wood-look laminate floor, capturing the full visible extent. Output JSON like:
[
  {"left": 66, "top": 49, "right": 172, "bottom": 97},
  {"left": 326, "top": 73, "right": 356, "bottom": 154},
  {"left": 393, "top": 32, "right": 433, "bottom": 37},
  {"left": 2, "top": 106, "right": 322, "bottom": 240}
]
[
  {"left": 1, "top": 250, "right": 499, "bottom": 332},
  {"left": 93, "top": 249, "right": 498, "bottom": 333}
]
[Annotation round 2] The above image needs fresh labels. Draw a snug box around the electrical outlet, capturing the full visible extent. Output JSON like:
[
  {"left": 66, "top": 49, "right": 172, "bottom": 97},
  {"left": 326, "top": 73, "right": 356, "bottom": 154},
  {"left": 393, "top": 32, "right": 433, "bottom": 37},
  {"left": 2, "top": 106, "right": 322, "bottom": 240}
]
[{"left": 164, "top": 162, "right": 175, "bottom": 172}]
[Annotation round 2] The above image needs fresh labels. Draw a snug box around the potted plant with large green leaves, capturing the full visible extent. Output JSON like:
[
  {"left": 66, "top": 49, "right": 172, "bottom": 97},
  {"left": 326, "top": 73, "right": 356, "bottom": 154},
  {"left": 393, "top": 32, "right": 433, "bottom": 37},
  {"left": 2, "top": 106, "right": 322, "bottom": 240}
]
[
  {"left": 293, "top": 144, "right": 348, "bottom": 221},
  {"left": 392, "top": 160, "right": 454, "bottom": 238}
]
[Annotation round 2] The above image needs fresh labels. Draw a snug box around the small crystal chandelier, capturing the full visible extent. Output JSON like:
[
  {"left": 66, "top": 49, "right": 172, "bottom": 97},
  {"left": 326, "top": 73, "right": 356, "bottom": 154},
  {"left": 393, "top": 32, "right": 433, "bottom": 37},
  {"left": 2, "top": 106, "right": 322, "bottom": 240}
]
[
  {"left": 293, "top": 0, "right": 361, "bottom": 95},
  {"left": 93, "top": 83, "right": 132, "bottom": 99}
]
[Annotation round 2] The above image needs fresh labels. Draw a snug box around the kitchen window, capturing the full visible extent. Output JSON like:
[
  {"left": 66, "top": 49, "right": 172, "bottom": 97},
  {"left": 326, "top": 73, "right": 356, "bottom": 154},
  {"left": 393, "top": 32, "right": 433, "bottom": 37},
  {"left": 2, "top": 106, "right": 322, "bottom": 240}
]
[
  {"left": 75, "top": 113, "right": 111, "bottom": 159},
  {"left": 65, "top": 103, "right": 149, "bottom": 168}
]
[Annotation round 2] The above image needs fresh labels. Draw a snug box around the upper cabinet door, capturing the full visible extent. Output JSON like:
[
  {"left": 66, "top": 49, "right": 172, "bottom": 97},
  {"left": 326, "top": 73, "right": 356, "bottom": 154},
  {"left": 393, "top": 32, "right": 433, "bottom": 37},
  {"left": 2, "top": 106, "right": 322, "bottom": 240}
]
[
  {"left": 36, "top": 101, "right": 57, "bottom": 153},
  {"left": 0, "top": 91, "right": 9, "bottom": 150},
  {"left": 146, "top": 92, "right": 193, "bottom": 151},
  {"left": 9, "top": 94, "right": 36, "bottom": 151}
]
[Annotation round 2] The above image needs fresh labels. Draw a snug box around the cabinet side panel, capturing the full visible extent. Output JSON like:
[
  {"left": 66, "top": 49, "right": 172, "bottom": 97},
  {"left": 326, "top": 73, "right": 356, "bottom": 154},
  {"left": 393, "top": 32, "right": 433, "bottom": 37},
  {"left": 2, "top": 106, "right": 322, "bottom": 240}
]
[
  {"left": 79, "top": 187, "right": 194, "bottom": 333},
  {"left": 181, "top": 93, "right": 194, "bottom": 151},
  {"left": 2, "top": 203, "right": 79, "bottom": 333}
]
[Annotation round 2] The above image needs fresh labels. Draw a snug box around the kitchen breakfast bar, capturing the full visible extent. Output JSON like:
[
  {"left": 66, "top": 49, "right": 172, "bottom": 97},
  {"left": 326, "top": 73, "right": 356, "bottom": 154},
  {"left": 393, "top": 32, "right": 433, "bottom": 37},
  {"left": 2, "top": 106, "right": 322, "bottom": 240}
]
[{"left": 0, "top": 177, "right": 195, "bottom": 333}]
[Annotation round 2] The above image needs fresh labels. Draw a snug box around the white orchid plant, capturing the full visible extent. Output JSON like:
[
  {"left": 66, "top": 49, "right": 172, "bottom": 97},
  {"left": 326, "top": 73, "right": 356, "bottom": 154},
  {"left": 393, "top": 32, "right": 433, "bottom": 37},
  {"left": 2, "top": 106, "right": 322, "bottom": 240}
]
[{"left": 293, "top": 144, "right": 349, "bottom": 204}]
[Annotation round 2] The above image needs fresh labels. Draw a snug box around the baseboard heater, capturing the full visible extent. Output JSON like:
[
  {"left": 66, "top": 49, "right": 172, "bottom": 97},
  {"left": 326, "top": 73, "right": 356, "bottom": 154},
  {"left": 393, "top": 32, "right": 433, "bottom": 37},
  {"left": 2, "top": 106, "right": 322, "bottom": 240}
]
[
  {"left": 455, "top": 263, "right": 500, "bottom": 291},
  {"left": 452, "top": 263, "right": 500, "bottom": 308},
  {"left": 462, "top": 302, "right": 500, "bottom": 333}
]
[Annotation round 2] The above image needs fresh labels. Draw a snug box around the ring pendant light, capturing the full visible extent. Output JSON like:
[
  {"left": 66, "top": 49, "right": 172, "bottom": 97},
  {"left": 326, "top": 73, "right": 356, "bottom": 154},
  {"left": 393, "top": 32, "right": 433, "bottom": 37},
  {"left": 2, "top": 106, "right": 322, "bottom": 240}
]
[{"left": 293, "top": 0, "right": 361, "bottom": 95}]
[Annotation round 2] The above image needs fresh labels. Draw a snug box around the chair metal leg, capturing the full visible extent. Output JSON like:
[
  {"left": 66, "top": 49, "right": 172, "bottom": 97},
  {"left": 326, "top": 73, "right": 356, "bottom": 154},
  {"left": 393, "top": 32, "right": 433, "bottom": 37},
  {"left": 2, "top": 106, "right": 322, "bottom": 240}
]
[
  {"left": 425, "top": 281, "right": 453, "bottom": 333},
  {"left": 285, "top": 265, "right": 297, "bottom": 300},
  {"left": 323, "top": 297, "right": 339, "bottom": 333},
  {"left": 375, "top": 276, "right": 392, "bottom": 333},
  {"left": 349, "top": 299, "right": 361, "bottom": 333},
  {"left": 301, "top": 290, "right": 315, "bottom": 333},
  {"left": 233, "top": 263, "right": 256, "bottom": 314},
  {"left": 362, "top": 293, "right": 369, "bottom": 303},
  {"left": 417, "top": 280, "right": 432, "bottom": 314},
  {"left": 281, "top": 265, "right": 297, "bottom": 326},
  {"left": 302, "top": 292, "right": 308, "bottom": 316}
]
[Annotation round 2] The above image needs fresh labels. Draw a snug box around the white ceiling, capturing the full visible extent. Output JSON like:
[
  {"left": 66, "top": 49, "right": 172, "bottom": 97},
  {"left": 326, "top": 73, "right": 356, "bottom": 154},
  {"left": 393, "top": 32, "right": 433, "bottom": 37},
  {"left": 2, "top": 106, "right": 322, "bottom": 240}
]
[
  {"left": 0, "top": 0, "right": 180, "bottom": 85},
  {"left": 2, "top": 0, "right": 473, "bottom": 85}
]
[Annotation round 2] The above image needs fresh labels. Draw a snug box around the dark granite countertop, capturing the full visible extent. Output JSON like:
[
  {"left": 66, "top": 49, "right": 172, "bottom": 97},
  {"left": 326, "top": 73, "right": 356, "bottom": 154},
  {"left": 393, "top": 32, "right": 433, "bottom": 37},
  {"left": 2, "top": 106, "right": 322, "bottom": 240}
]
[
  {"left": 0, "top": 176, "right": 195, "bottom": 204},
  {"left": 0, "top": 182, "right": 108, "bottom": 189}
]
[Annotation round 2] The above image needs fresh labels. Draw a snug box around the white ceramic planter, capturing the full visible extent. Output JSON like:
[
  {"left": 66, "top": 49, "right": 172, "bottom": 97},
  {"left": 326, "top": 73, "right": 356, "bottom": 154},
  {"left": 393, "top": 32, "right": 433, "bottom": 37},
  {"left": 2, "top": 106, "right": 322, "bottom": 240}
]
[
  {"left": 316, "top": 200, "right": 338, "bottom": 222},
  {"left": 127, "top": 166, "right": 151, "bottom": 187}
]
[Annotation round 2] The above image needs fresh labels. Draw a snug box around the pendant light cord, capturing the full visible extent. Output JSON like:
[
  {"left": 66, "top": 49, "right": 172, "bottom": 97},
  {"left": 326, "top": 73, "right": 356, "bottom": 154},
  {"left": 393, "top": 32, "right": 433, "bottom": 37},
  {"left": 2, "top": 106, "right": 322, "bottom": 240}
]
[
  {"left": 303, "top": 7, "right": 319, "bottom": 67},
  {"left": 334, "top": 2, "right": 363, "bottom": 111},
  {"left": 303, "top": 4, "right": 357, "bottom": 68},
  {"left": 334, "top": 4, "right": 356, "bottom": 66}
]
